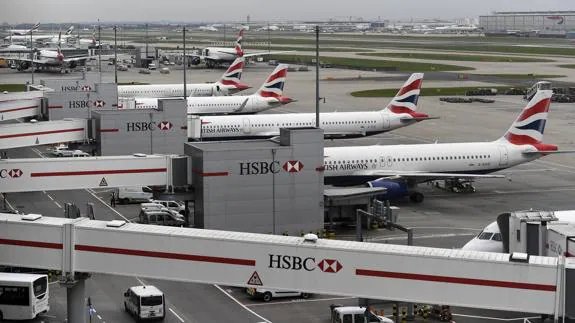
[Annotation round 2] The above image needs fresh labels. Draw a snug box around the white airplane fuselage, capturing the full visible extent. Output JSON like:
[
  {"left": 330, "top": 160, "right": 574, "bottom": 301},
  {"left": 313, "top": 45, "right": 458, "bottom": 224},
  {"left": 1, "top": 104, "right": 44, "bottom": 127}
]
[
  {"left": 202, "top": 48, "right": 238, "bottom": 62},
  {"left": 135, "top": 95, "right": 285, "bottom": 115},
  {"left": 118, "top": 83, "right": 236, "bottom": 98},
  {"left": 198, "top": 111, "right": 417, "bottom": 140},
  {"left": 323, "top": 141, "right": 538, "bottom": 185}
]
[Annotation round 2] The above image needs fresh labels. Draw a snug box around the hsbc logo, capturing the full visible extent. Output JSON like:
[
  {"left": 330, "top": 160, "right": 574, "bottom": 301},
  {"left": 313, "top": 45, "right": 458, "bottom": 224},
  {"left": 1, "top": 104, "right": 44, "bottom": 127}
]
[
  {"left": 60, "top": 85, "right": 92, "bottom": 92},
  {"left": 93, "top": 100, "right": 105, "bottom": 108},
  {"left": 0, "top": 169, "right": 23, "bottom": 179},
  {"left": 81, "top": 85, "right": 92, "bottom": 91},
  {"left": 126, "top": 120, "right": 174, "bottom": 132},
  {"left": 268, "top": 254, "right": 342, "bottom": 273},
  {"left": 239, "top": 160, "right": 304, "bottom": 175},
  {"left": 283, "top": 160, "right": 303, "bottom": 173},
  {"left": 158, "top": 121, "right": 173, "bottom": 130}
]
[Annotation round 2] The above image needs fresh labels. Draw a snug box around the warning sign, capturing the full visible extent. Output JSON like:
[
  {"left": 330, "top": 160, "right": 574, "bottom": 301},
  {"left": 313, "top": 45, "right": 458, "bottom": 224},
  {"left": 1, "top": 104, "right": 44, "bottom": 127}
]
[
  {"left": 247, "top": 271, "right": 263, "bottom": 286},
  {"left": 35, "top": 137, "right": 39, "bottom": 145},
  {"left": 99, "top": 177, "right": 108, "bottom": 187}
]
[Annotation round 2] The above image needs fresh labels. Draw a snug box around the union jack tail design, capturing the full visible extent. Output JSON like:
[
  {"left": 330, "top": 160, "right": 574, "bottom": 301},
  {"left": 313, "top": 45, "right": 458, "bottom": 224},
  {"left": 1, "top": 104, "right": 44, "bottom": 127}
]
[
  {"left": 383, "top": 73, "right": 425, "bottom": 118},
  {"left": 256, "top": 64, "right": 289, "bottom": 99},
  {"left": 65, "top": 26, "right": 74, "bottom": 35},
  {"left": 235, "top": 28, "right": 245, "bottom": 57},
  {"left": 56, "top": 46, "right": 64, "bottom": 61},
  {"left": 500, "top": 90, "right": 555, "bottom": 150},
  {"left": 217, "top": 57, "right": 249, "bottom": 91}
]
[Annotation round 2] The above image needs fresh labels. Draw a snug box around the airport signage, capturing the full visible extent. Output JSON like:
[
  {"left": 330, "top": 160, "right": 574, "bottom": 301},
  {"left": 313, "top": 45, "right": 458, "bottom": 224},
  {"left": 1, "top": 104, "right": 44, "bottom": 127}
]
[
  {"left": 60, "top": 85, "right": 92, "bottom": 92},
  {"left": 69, "top": 100, "right": 91, "bottom": 109},
  {"left": 126, "top": 121, "right": 173, "bottom": 132},
  {"left": 268, "top": 254, "right": 342, "bottom": 273},
  {"left": 239, "top": 160, "right": 304, "bottom": 175},
  {"left": 0, "top": 169, "right": 23, "bottom": 179}
]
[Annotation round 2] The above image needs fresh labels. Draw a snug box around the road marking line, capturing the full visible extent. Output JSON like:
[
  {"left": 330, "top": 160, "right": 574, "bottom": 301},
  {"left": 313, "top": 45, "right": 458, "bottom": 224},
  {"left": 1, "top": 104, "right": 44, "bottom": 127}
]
[
  {"left": 97, "top": 315, "right": 102, "bottom": 320},
  {"left": 246, "top": 296, "right": 355, "bottom": 307},
  {"left": 452, "top": 313, "right": 540, "bottom": 321},
  {"left": 214, "top": 284, "right": 271, "bottom": 323},
  {"left": 47, "top": 195, "right": 54, "bottom": 200},
  {"left": 54, "top": 201, "right": 62, "bottom": 208},
  {"left": 169, "top": 308, "right": 185, "bottom": 323}
]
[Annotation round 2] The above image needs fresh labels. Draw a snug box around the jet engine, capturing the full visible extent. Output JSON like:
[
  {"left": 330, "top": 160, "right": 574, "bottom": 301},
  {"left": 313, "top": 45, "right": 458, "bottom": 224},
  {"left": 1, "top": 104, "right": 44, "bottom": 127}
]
[
  {"left": 191, "top": 56, "right": 201, "bottom": 65},
  {"left": 18, "top": 61, "right": 30, "bottom": 70},
  {"left": 366, "top": 178, "right": 408, "bottom": 200},
  {"left": 68, "top": 61, "right": 77, "bottom": 69}
]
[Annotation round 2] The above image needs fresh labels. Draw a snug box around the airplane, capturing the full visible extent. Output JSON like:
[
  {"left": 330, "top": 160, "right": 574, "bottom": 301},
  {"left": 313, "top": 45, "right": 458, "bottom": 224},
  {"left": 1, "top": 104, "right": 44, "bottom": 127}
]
[
  {"left": 462, "top": 210, "right": 575, "bottom": 253},
  {"left": 9, "top": 45, "right": 90, "bottom": 72},
  {"left": 5, "top": 25, "right": 74, "bottom": 45},
  {"left": 198, "top": 25, "right": 218, "bottom": 32},
  {"left": 322, "top": 90, "right": 571, "bottom": 203},
  {"left": 189, "top": 28, "right": 291, "bottom": 68},
  {"left": 197, "top": 73, "right": 436, "bottom": 140},
  {"left": 7, "top": 22, "right": 40, "bottom": 36},
  {"left": 118, "top": 57, "right": 250, "bottom": 98},
  {"left": 133, "top": 64, "right": 294, "bottom": 115}
]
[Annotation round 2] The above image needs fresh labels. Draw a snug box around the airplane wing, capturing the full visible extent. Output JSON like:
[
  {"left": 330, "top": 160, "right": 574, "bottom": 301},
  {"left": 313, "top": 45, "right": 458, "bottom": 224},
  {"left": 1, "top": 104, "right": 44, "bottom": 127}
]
[
  {"left": 353, "top": 170, "right": 506, "bottom": 182},
  {"left": 11, "top": 57, "right": 52, "bottom": 65},
  {"left": 64, "top": 56, "right": 90, "bottom": 63},
  {"left": 400, "top": 116, "right": 440, "bottom": 122},
  {"left": 522, "top": 150, "right": 575, "bottom": 155},
  {"left": 242, "top": 50, "right": 294, "bottom": 58},
  {"left": 232, "top": 98, "right": 250, "bottom": 113}
]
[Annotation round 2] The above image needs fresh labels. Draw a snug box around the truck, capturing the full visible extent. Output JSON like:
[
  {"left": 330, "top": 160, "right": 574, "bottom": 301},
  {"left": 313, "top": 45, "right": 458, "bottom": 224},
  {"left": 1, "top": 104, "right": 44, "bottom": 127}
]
[{"left": 330, "top": 305, "right": 393, "bottom": 323}]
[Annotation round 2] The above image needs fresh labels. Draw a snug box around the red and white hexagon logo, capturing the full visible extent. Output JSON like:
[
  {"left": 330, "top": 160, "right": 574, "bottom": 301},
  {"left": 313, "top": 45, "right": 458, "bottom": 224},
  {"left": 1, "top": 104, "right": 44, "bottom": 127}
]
[
  {"left": 81, "top": 85, "right": 92, "bottom": 91},
  {"left": 93, "top": 100, "right": 105, "bottom": 108},
  {"left": 8, "top": 169, "right": 23, "bottom": 178},
  {"left": 158, "top": 121, "right": 173, "bottom": 130},
  {"left": 317, "top": 259, "right": 342, "bottom": 273},
  {"left": 283, "top": 160, "right": 304, "bottom": 173}
]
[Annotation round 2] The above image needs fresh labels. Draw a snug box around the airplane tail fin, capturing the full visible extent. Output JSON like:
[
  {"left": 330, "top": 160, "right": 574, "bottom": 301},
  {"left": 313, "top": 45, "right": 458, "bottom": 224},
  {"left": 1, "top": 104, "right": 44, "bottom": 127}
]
[
  {"left": 235, "top": 28, "right": 244, "bottom": 57},
  {"left": 27, "top": 22, "right": 40, "bottom": 34},
  {"left": 216, "top": 57, "right": 250, "bottom": 92},
  {"left": 382, "top": 73, "right": 425, "bottom": 118},
  {"left": 66, "top": 26, "right": 74, "bottom": 35},
  {"left": 499, "top": 89, "right": 555, "bottom": 150},
  {"left": 256, "top": 64, "right": 294, "bottom": 104}
]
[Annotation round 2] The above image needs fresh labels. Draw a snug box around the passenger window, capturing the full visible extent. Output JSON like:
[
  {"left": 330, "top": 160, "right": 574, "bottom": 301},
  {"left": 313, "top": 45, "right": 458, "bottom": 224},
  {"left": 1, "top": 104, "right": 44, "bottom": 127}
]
[
  {"left": 343, "top": 314, "right": 353, "bottom": 323},
  {"left": 353, "top": 314, "right": 364, "bottom": 322}
]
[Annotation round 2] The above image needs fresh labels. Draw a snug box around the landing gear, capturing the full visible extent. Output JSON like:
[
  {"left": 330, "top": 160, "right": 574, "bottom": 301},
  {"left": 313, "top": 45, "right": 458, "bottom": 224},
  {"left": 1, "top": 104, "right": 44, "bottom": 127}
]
[
  {"left": 409, "top": 192, "right": 424, "bottom": 203},
  {"left": 434, "top": 179, "right": 476, "bottom": 193},
  {"left": 205, "top": 60, "right": 215, "bottom": 69}
]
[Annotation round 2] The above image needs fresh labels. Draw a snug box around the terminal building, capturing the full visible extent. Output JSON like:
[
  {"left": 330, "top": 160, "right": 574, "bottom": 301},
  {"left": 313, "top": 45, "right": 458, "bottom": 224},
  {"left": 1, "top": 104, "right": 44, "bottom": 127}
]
[{"left": 479, "top": 11, "right": 575, "bottom": 37}]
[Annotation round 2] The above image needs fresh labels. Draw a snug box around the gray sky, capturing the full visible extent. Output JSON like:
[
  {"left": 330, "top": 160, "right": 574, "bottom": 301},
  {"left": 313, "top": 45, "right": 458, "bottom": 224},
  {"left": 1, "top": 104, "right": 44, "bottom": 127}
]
[{"left": 0, "top": 0, "right": 571, "bottom": 24}]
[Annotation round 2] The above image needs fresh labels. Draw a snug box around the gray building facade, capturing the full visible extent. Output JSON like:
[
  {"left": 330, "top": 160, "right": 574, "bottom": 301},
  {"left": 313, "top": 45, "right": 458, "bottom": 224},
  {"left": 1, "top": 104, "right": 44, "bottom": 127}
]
[
  {"left": 45, "top": 83, "right": 118, "bottom": 120},
  {"left": 93, "top": 98, "right": 187, "bottom": 156},
  {"left": 186, "top": 128, "right": 324, "bottom": 234},
  {"left": 480, "top": 11, "right": 575, "bottom": 36}
]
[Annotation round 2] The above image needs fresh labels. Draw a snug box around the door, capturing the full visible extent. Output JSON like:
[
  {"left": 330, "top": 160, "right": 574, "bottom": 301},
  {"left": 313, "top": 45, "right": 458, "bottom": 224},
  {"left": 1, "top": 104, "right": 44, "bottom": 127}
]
[
  {"left": 386, "top": 155, "right": 393, "bottom": 167},
  {"left": 381, "top": 113, "right": 390, "bottom": 130},
  {"left": 498, "top": 145, "right": 508, "bottom": 166},
  {"left": 379, "top": 156, "right": 386, "bottom": 168},
  {"left": 242, "top": 117, "right": 251, "bottom": 134}
]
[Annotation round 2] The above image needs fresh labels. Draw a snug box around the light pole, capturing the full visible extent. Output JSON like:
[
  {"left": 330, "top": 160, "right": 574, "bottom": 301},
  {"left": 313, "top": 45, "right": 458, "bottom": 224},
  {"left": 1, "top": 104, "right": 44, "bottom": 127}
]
[
  {"left": 30, "top": 26, "right": 34, "bottom": 85},
  {"left": 98, "top": 19, "right": 102, "bottom": 83},
  {"left": 183, "top": 25, "right": 187, "bottom": 100},
  {"left": 114, "top": 25, "right": 118, "bottom": 84},
  {"left": 315, "top": 25, "right": 320, "bottom": 128}
]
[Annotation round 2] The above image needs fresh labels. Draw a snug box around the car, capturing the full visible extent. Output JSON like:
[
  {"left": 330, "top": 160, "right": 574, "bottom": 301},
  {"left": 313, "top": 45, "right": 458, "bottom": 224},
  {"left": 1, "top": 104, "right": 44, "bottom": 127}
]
[
  {"left": 247, "top": 288, "right": 310, "bottom": 302},
  {"left": 150, "top": 200, "right": 186, "bottom": 214},
  {"left": 148, "top": 63, "right": 157, "bottom": 70},
  {"left": 72, "top": 151, "right": 91, "bottom": 157},
  {"left": 160, "top": 67, "right": 170, "bottom": 74},
  {"left": 139, "top": 69, "right": 151, "bottom": 74},
  {"left": 117, "top": 64, "right": 128, "bottom": 71}
]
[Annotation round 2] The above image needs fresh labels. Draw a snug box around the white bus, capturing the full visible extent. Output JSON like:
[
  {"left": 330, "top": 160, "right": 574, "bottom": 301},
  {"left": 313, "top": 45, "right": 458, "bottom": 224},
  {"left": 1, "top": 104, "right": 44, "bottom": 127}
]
[{"left": 0, "top": 273, "right": 50, "bottom": 320}]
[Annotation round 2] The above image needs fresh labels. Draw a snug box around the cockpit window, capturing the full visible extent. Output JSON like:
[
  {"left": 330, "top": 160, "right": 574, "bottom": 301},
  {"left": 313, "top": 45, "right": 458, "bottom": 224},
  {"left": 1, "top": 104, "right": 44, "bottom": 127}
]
[
  {"left": 492, "top": 233, "right": 502, "bottom": 241},
  {"left": 478, "top": 232, "right": 494, "bottom": 240}
]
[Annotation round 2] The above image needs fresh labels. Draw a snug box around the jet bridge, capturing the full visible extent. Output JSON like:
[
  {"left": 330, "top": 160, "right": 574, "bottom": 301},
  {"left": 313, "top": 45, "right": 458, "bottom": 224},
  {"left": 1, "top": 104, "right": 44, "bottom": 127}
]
[
  {"left": 0, "top": 213, "right": 571, "bottom": 317},
  {"left": 0, "top": 118, "right": 88, "bottom": 150},
  {"left": 0, "top": 91, "right": 44, "bottom": 121},
  {"left": 0, "top": 154, "right": 187, "bottom": 193}
]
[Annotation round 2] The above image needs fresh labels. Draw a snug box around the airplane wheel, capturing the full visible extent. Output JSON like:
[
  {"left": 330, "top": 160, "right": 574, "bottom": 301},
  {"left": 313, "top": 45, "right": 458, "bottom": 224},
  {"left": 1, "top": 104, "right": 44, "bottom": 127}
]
[{"left": 409, "top": 192, "right": 424, "bottom": 203}]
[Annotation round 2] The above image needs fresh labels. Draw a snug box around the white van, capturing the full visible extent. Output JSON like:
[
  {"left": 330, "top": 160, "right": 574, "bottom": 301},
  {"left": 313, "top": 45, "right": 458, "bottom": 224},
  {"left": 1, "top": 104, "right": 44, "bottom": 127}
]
[
  {"left": 116, "top": 186, "right": 153, "bottom": 204},
  {"left": 247, "top": 287, "right": 310, "bottom": 302},
  {"left": 124, "top": 285, "right": 165, "bottom": 321}
]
